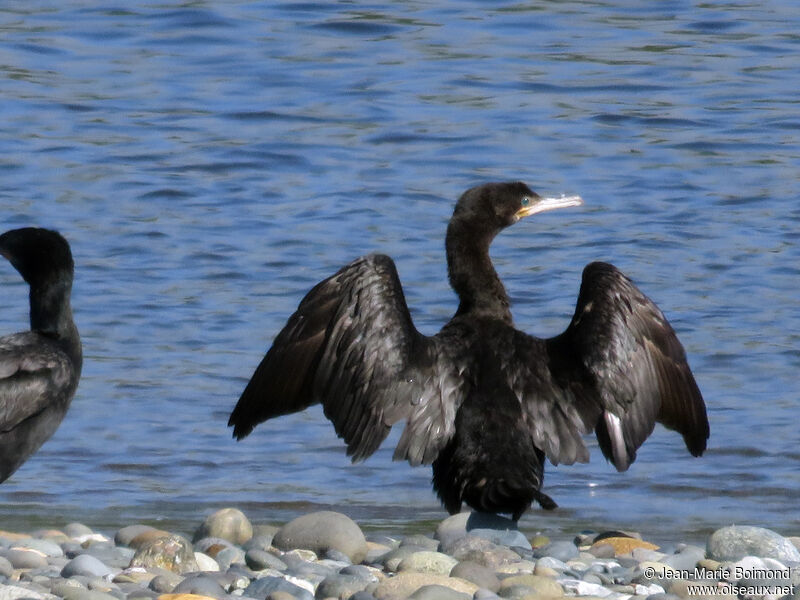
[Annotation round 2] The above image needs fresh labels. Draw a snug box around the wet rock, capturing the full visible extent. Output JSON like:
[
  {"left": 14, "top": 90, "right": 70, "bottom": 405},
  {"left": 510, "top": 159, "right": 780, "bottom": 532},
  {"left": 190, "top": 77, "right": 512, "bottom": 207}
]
[
  {"left": 707, "top": 526, "right": 800, "bottom": 563},
  {"left": 273, "top": 511, "right": 367, "bottom": 564},
  {"left": 130, "top": 535, "right": 198, "bottom": 574},
  {"left": 193, "top": 508, "right": 252, "bottom": 546}
]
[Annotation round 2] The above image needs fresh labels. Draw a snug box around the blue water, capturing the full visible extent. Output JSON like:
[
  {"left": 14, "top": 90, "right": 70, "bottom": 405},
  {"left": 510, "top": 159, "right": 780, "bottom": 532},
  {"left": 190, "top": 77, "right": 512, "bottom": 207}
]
[{"left": 1, "top": 2, "right": 798, "bottom": 543}]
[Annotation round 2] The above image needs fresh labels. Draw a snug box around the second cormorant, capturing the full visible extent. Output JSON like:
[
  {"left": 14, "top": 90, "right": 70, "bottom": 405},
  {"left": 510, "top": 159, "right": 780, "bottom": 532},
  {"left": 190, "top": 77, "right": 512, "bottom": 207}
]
[
  {"left": 0, "top": 227, "right": 82, "bottom": 483},
  {"left": 229, "top": 182, "right": 709, "bottom": 519}
]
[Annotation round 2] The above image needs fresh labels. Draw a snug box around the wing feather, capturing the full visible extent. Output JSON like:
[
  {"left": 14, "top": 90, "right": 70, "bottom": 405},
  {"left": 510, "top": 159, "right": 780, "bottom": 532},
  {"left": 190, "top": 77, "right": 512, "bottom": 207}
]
[
  {"left": 549, "top": 261, "right": 708, "bottom": 470},
  {"left": 229, "top": 253, "right": 468, "bottom": 464},
  {"left": 0, "top": 332, "right": 73, "bottom": 433}
]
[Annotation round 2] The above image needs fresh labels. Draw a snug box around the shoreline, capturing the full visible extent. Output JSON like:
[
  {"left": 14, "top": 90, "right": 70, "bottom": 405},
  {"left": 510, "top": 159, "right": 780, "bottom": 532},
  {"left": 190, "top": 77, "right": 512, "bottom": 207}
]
[{"left": 1, "top": 507, "right": 798, "bottom": 600}]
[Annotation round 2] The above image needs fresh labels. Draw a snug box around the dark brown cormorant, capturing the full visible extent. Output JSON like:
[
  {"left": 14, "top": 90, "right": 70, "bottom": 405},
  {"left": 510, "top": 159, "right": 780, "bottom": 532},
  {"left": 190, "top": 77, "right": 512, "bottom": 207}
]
[
  {"left": 229, "top": 182, "right": 709, "bottom": 519},
  {"left": 0, "top": 228, "right": 82, "bottom": 483}
]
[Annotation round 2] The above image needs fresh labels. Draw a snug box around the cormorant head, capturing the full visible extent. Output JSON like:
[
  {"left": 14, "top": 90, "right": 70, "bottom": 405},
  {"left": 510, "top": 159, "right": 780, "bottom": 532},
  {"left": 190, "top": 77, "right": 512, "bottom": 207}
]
[
  {"left": 453, "top": 182, "right": 583, "bottom": 235},
  {"left": 0, "top": 227, "right": 74, "bottom": 288}
]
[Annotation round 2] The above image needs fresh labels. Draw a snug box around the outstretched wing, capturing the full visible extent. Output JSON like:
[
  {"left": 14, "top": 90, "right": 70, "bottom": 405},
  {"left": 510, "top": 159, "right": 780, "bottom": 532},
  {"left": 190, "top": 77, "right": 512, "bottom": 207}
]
[
  {"left": 229, "top": 253, "right": 467, "bottom": 464},
  {"left": 0, "top": 332, "right": 73, "bottom": 433},
  {"left": 517, "top": 261, "right": 708, "bottom": 471}
]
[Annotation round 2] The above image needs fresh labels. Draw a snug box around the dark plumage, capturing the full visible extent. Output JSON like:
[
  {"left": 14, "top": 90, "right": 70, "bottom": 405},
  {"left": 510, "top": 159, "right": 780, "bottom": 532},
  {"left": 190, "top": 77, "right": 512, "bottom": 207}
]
[
  {"left": 0, "top": 227, "right": 81, "bottom": 483},
  {"left": 229, "top": 182, "right": 709, "bottom": 519}
]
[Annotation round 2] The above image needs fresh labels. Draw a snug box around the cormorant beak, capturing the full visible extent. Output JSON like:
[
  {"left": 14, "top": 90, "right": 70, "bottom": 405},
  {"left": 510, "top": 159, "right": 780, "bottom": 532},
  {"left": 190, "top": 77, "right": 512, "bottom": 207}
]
[{"left": 516, "top": 195, "right": 583, "bottom": 219}]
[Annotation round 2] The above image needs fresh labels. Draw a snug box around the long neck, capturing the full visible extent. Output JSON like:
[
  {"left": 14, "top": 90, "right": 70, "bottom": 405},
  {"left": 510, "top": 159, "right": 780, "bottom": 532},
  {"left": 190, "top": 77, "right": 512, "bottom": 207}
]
[
  {"left": 29, "top": 277, "right": 82, "bottom": 366},
  {"left": 446, "top": 218, "right": 512, "bottom": 322}
]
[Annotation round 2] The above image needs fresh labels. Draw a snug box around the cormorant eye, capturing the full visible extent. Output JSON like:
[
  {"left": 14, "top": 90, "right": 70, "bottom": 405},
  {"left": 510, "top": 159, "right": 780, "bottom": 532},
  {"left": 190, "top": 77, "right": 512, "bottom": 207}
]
[{"left": 521, "top": 197, "right": 530, "bottom": 206}]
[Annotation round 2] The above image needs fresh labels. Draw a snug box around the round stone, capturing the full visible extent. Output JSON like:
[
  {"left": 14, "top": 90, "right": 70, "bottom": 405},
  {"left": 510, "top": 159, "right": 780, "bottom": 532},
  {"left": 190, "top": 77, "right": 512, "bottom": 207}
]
[
  {"left": 3, "top": 548, "right": 48, "bottom": 569},
  {"left": 397, "top": 551, "right": 458, "bottom": 575},
  {"left": 130, "top": 534, "right": 199, "bottom": 574},
  {"left": 115, "top": 525, "right": 160, "bottom": 548},
  {"left": 244, "top": 548, "right": 287, "bottom": 571},
  {"left": 533, "top": 540, "right": 579, "bottom": 562},
  {"left": 192, "top": 508, "right": 252, "bottom": 545},
  {"left": 171, "top": 575, "right": 227, "bottom": 599},
  {"left": 13, "top": 539, "right": 63, "bottom": 558},
  {"left": 373, "top": 573, "right": 478, "bottom": 599},
  {"left": 499, "top": 574, "right": 564, "bottom": 597},
  {"left": 60, "top": 554, "right": 114, "bottom": 578},
  {"left": 707, "top": 526, "right": 800, "bottom": 563},
  {"left": 243, "top": 576, "right": 314, "bottom": 600},
  {"left": 64, "top": 523, "right": 94, "bottom": 538},
  {"left": 273, "top": 511, "right": 367, "bottom": 564},
  {"left": 193, "top": 552, "right": 219, "bottom": 572},
  {"left": 315, "top": 573, "right": 372, "bottom": 599},
  {"left": 449, "top": 560, "right": 500, "bottom": 592},
  {"left": 408, "top": 584, "right": 471, "bottom": 600}
]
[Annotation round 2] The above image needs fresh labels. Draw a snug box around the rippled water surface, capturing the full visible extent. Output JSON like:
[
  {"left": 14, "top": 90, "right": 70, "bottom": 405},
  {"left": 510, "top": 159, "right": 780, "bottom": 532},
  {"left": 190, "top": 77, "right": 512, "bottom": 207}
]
[{"left": 1, "top": 2, "right": 798, "bottom": 542}]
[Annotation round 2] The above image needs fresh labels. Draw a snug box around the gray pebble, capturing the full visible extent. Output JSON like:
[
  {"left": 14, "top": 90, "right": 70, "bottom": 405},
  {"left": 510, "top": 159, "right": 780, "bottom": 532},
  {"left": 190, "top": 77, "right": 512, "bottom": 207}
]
[
  {"left": 0, "top": 555, "right": 13, "bottom": 577},
  {"left": 13, "top": 539, "right": 63, "bottom": 558},
  {"left": 243, "top": 534, "right": 275, "bottom": 553},
  {"left": 470, "top": 528, "right": 531, "bottom": 551},
  {"left": 114, "top": 526, "right": 157, "bottom": 548},
  {"left": 445, "top": 535, "right": 520, "bottom": 568},
  {"left": 214, "top": 545, "right": 245, "bottom": 570},
  {"left": 661, "top": 545, "right": 705, "bottom": 571},
  {"left": 172, "top": 574, "right": 227, "bottom": 598},
  {"left": 536, "top": 556, "right": 569, "bottom": 571},
  {"left": 707, "top": 526, "right": 800, "bottom": 562},
  {"left": 397, "top": 551, "right": 458, "bottom": 575},
  {"left": 61, "top": 554, "right": 114, "bottom": 578},
  {"left": 409, "top": 584, "right": 471, "bottom": 600},
  {"left": 273, "top": 511, "right": 367, "bottom": 564},
  {"left": 401, "top": 535, "right": 440, "bottom": 551},
  {"left": 64, "top": 524, "right": 94, "bottom": 539},
  {"left": 129, "top": 534, "right": 198, "bottom": 574},
  {"left": 3, "top": 548, "right": 49, "bottom": 569},
  {"left": 450, "top": 560, "right": 500, "bottom": 592},
  {"left": 533, "top": 540, "right": 579, "bottom": 562},
  {"left": 148, "top": 574, "right": 180, "bottom": 594},
  {"left": 245, "top": 548, "right": 287, "bottom": 571},
  {"left": 315, "top": 573, "right": 371, "bottom": 599},
  {"left": 193, "top": 537, "right": 234, "bottom": 554},
  {"left": 58, "top": 589, "right": 119, "bottom": 600},
  {"left": 0, "top": 584, "right": 58, "bottom": 600},
  {"left": 193, "top": 508, "right": 253, "bottom": 546},
  {"left": 339, "top": 565, "right": 377, "bottom": 581},
  {"left": 323, "top": 548, "right": 352, "bottom": 563},
  {"left": 350, "top": 592, "right": 378, "bottom": 600},
  {"left": 243, "top": 576, "right": 314, "bottom": 600}
]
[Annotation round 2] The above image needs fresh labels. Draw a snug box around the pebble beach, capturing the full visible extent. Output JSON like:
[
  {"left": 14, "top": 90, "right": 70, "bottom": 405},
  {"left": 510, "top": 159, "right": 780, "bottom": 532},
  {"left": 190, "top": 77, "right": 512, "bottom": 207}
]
[{"left": 1, "top": 509, "right": 798, "bottom": 600}]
